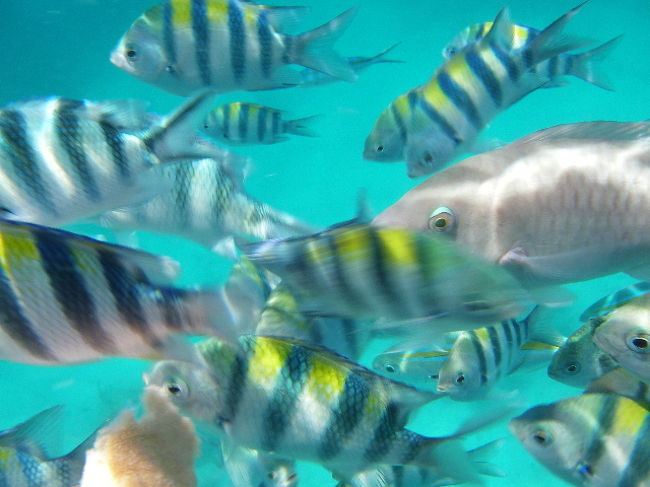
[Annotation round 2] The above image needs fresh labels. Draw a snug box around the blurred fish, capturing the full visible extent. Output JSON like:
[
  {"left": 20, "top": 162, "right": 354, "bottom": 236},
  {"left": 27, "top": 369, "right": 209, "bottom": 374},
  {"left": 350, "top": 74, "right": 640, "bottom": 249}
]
[
  {"left": 580, "top": 281, "right": 650, "bottom": 321},
  {"left": 372, "top": 347, "right": 449, "bottom": 387},
  {"left": 0, "top": 406, "right": 95, "bottom": 487},
  {"left": 111, "top": 0, "right": 357, "bottom": 95},
  {"left": 97, "top": 158, "right": 316, "bottom": 257},
  {"left": 202, "top": 102, "right": 319, "bottom": 145},
  {"left": 442, "top": 22, "right": 620, "bottom": 91},
  {"left": 510, "top": 393, "right": 650, "bottom": 487},
  {"left": 0, "top": 219, "right": 254, "bottom": 365},
  {"left": 147, "top": 335, "right": 495, "bottom": 483},
  {"left": 0, "top": 92, "right": 220, "bottom": 226},
  {"left": 364, "top": 2, "right": 603, "bottom": 177},
  {"left": 593, "top": 293, "right": 650, "bottom": 382},
  {"left": 299, "top": 43, "right": 403, "bottom": 87},
  {"left": 586, "top": 368, "right": 650, "bottom": 406},
  {"left": 547, "top": 317, "right": 618, "bottom": 388},
  {"left": 239, "top": 224, "right": 530, "bottom": 339},
  {"left": 373, "top": 121, "right": 650, "bottom": 287}
]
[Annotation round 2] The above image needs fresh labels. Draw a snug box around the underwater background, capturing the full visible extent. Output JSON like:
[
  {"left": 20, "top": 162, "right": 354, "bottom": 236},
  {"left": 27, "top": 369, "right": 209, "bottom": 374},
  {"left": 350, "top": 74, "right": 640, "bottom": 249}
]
[{"left": 0, "top": 0, "right": 649, "bottom": 485}]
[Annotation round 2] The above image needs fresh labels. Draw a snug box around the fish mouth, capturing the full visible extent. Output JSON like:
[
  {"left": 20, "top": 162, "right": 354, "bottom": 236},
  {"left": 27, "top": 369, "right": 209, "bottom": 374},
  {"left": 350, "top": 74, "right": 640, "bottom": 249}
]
[{"left": 110, "top": 48, "right": 126, "bottom": 70}]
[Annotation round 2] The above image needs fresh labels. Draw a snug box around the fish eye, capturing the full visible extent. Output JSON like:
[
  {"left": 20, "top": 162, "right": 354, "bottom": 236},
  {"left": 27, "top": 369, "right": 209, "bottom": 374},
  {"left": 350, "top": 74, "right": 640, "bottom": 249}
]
[
  {"left": 165, "top": 65, "right": 175, "bottom": 73},
  {"left": 428, "top": 206, "right": 456, "bottom": 232},
  {"left": 448, "top": 48, "right": 457, "bottom": 56},
  {"left": 456, "top": 373, "right": 465, "bottom": 384},
  {"left": 385, "top": 364, "right": 396, "bottom": 373},
  {"left": 532, "top": 429, "right": 553, "bottom": 446},
  {"left": 564, "top": 362, "right": 581, "bottom": 374},
  {"left": 577, "top": 463, "right": 594, "bottom": 478},
  {"left": 626, "top": 334, "right": 650, "bottom": 353},
  {"left": 376, "top": 145, "right": 384, "bottom": 153},
  {"left": 164, "top": 377, "right": 189, "bottom": 399},
  {"left": 420, "top": 151, "right": 434, "bottom": 166}
]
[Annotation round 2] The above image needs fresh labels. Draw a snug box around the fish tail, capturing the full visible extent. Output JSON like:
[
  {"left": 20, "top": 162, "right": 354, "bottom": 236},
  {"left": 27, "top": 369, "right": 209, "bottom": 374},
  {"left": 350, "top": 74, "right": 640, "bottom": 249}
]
[
  {"left": 568, "top": 35, "right": 623, "bottom": 91},
  {"left": 284, "top": 114, "right": 321, "bottom": 137},
  {"left": 58, "top": 428, "right": 99, "bottom": 482},
  {"left": 366, "top": 42, "right": 404, "bottom": 64},
  {"left": 466, "top": 439, "right": 506, "bottom": 478},
  {"left": 291, "top": 8, "right": 358, "bottom": 82}
]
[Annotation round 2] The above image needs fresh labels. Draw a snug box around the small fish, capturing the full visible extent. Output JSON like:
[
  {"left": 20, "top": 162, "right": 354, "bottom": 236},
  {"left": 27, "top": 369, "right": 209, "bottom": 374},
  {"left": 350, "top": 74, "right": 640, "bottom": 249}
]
[
  {"left": 372, "top": 347, "right": 449, "bottom": 387},
  {"left": 147, "top": 335, "right": 493, "bottom": 483},
  {"left": 111, "top": 0, "right": 357, "bottom": 95},
  {"left": 510, "top": 393, "right": 650, "bottom": 487},
  {"left": 580, "top": 281, "right": 650, "bottom": 321},
  {"left": 593, "top": 293, "right": 650, "bottom": 382},
  {"left": 373, "top": 121, "right": 650, "bottom": 287},
  {"left": 0, "top": 219, "right": 252, "bottom": 365},
  {"left": 239, "top": 223, "right": 529, "bottom": 333},
  {"left": 0, "top": 406, "right": 95, "bottom": 487},
  {"left": 442, "top": 22, "right": 620, "bottom": 91},
  {"left": 298, "top": 43, "right": 403, "bottom": 87},
  {"left": 0, "top": 92, "right": 220, "bottom": 226},
  {"left": 364, "top": 2, "right": 604, "bottom": 177},
  {"left": 547, "top": 317, "right": 619, "bottom": 388},
  {"left": 97, "top": 158, "right": 316, "bottom": 257},
  {"left": 202, "top": 102, "right": 319, "bottom": 145}
]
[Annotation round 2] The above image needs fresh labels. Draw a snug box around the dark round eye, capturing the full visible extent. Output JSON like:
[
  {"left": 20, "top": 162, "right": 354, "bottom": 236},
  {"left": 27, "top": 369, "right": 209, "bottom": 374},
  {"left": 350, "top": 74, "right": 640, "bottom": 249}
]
[
  {"left": 126, "top": 49, "right": 137, "bottom": 59},
  {"left": 564, "top": 362, "right": 581, "bottom": 374},
  {"left": 456, "top": 373, "right": 465, "bottom": 384},
  {"left": 447, "top": 48, "right": 457, "bottom": 56},
  {"left": 165, "top": 65, "right": 175, "bottom": 73},
  {"left": 423, "top": 152, "right": 433, "bottom": 163},
  {"left": 428, "top": 206, "right": 455, "bottom": 232},
  {"left": 385, "top": 364, "right": 396, "bottom": 373},
  {"left": 532, "top": 429, "right": 552, "bottom": 446},
  {"left": 376, "top": 145, "right": 384, "bottom": 152},
  {"left": 627, "top": 334, "right": 650, "bottom": 353},
  {"left": 164, "top": 378, "right": 188, "bottom": 399},
  {"left": 578, "top": 463, "right": 594, "bottom": 477}
]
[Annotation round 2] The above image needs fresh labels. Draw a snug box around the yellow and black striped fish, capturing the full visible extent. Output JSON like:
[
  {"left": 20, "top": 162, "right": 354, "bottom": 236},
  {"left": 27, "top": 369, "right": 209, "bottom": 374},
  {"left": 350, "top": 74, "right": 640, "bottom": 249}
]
[
  {"left": 0, "top": 219, "right": 245, "bottom": 365},
  {"left": 111, "top": 0, "right": 356, "bottom": 96},
  {"left": 510, "top": 393, "right": 650, "bottom": 487}
]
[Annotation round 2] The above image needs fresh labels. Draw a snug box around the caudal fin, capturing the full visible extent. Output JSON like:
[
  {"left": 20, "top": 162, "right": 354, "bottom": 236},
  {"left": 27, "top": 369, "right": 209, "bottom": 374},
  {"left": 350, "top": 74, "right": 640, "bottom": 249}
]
[
  {"left": 284, "top": 114, "right": 321, "bottom": 137},
  {"left": 292, "top": 8, "right": 358, "bottom": 82},
  {"left": 569, "top": 35, "right": 623, "bottom": 91}
]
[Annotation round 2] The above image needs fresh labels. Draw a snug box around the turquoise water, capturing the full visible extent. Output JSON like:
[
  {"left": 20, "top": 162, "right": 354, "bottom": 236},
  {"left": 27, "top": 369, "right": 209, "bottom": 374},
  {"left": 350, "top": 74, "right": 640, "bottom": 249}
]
[{"left": 0, "top": 0, "right": 649, "bottom": 485}]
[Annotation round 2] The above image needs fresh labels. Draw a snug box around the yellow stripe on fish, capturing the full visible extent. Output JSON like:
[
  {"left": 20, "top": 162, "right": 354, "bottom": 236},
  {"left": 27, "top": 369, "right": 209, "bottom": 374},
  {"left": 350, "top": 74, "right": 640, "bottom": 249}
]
[
  {"left": 248, "top": 336, "right": 292, "bottom": 386},
  {"left": 305, "top": 355, "right": 349, "bottom": 404}
]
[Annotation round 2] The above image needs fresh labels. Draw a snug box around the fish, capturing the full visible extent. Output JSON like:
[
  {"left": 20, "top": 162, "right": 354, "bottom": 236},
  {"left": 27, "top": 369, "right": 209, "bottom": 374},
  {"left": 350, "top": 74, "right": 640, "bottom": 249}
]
[
  {"left": 202, "top": 102, "right": 319, "bottom": 145},
  {"left": 510, "top": 393, "right": 650, "bottom": 487},
  {"left": 363, "top": 2, "right": 604, "bottom": 177},
  {"left": 442, "top": 22, "right": 620, "bottom": 91},
  {"left": 0, "top": 92, "right": 221, "bottom": 227},
  {"left": 0, "top": 218, "right": 256, "bottom": 365},
  {"left": 586, "top": 368, "right": 650, "bottom": 407},
  {"left": 547, "top": 316, "right": 619, "bottom": 388},
  {"left": 146, "top": 335, "right": 494, "bottom": 483},
  {"left": 372, "top": 347, "right": 449, "bottom": 387},
  {"left": 580, "top": 281, "right": 650, "bottom": 321},
  {"left": 111, "top": 0, "right": 357, "bottom": 96},
  {"left": 437, "top": 308, "right": 555, "bottom": 401},
  {"left": 373, "top": 121, "right": 650, "bottom": 287},
  {"left": 97, "top": 158, "right": 316, "bottom": 257},
  {"left": 592, "top": 293, "right": 650, "bottom": 382},
  {"left": 0, "top": 406, "right": 95, "bottom": 487},
  {"left": 298, "top": 43, "right": 403, "bottom": 88},
  {"left": 239, "top": 223, "right": 530, "bottom": 335}
]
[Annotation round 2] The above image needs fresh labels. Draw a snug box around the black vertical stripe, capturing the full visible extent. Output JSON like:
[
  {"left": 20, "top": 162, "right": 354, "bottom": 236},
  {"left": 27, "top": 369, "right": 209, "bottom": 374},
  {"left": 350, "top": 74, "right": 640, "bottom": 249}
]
[
  {"left": 512, "top": 318, "right": 522, "bottom": 347},
  {"left": 228, "top": 0, "right": 246, "bottom": 83},
  {"left": 318, "top": 372, "right": 369, "bottom": 460},
  {"left": 272, "top": 111, "right": 280, "bottom": 138},
  {"left": 261, "top": 344, "right": 311, "bottom": 450},
  {"left": 257, "top": 107, "right": 267, "bottom": 142},
  {"left": 155, "top": 287, "right": 185, "bottom": 331},
  {"left": 223, "top": 352, "right": 248, "bottom": 422},
  {"left": 282, "top": 36, "right": 293, "bottom": 64},
  {"left": 369, "top": 228, "right": 402, "bottom": 309},
  {"left": 363, "top": 402, "right": 400, "bottom": 463},
  {"left": 56, "top": 99, "right": 101, "bottom": 202},
  {"left": 502, "top": 319, "right": 513, "bottom": 349},
  {"left": 173, "top": 163, "right": 193, "bottom": 230},
  {"left": 390, "top": 102, "right": 408, "bottom": 145},
  {"left": 34, "top": 229, "right": 114, "bottom": 353},
  {"left": 469, "top": 331, "right": 488, "bottom": 385},
  {"left": 191, "top": 0, "right": 211, "bottom": 86},
  {"left": 490, "top": 42, "right": 519, "bottom": 81},
  {"left": 399, "top": 430, "right": 428, "bottom": 464},
  {"left": 257, "top": 10, "right": 273, "bottom": 79},
  {"left": 238, "top": 103, "right": 249, "bottom": 141},
  {"left": 413, "top": 91, "right": 461, "bottom": 145},
  {"left": 582, "top": 395, "right": 618, "bottom": 467},
  {"left": 618, "top": 414, "right": 650, "bottom": 486},
  {"left": 98, "top": 248, "right": 160, "bottom": 347},
  {"left": 328, "top": 232, "right": 365, "bottom": 310},
  {"left": 163, "top": 1, "right": 177, "bottom": 67},
  {"left": 436, "top": 70, "right": 482, "bottom": 129},
  {"left": 547, "top": 56, "right": 558, "bottom": 78},
  {"left": 222, "top": 104, "right": 231, "bottom": 140},
  {"left": 487, "top": 325, "right": 502, "bottom": 370},
  {"left": 0, "top": 109, "right": 56, "bottom": 215},
  {"left": 0, "top": 264, "right": 56, "bottom": 361},
  {"left": 465, "top": 50, "right": 502, "bottom": 106},
  {"left": 99, "top": 118, "right": 130, "bottom": 183}
]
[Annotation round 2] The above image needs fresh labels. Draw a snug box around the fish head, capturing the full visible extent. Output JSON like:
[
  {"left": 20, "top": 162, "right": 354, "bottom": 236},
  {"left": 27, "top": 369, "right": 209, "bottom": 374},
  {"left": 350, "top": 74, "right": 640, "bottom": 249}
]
[
  {"left": 547, "top": 330, "right": 594, "bottom": 388},
  {"left": 363, "top": 109, "right": 406, "bottom": 162},
  {"left": 436, "top": 335, "right": 484, "bottom": 400},
  {"left": 145, "top": 359, "right": 222, "bottom": 423}
]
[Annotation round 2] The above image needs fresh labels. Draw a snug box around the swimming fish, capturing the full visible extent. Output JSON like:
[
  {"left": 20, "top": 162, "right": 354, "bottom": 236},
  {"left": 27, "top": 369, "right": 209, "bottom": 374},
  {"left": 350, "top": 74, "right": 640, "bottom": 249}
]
[
  {"left": 364, "top": 2, "right": 602, "bottom": 177},
  {"left": 0, "top": 219, "right": 253, "bottom": 365},
  {"left": 147, "top": 335, "right": 493, "bottom": 482},
  {"left": 442, "top": 22, "right": 620, "bottom": 91},
  {"left": 239, "top": 223, "right": 529, "bottom": 333},
  {"left": 372, "top": 347, "right": 449, "bottom": 388},
  {"left": 510, "top": 393, "right": 650, "bottom": 487},
  {"left": 592, "top": 293, "right": 650, "bottom": 382},
  {"left": 202, "top": 102, "right": 319, "bottom": 145},
  {"left": 373, "top": 121, "right": 650, "bottom": 287},
  {"left": 298, "top": 43, "right": 403, "bottom": 87},
  {"left": 580, "top": 281, "right": 650, "bottom": 321},
  {"left": 0, "top": 92, "right": 221, "bottom": 227},
  {"left": 0, "top": 406, "right": 95, "bottom": 487},
  {"left": 97, "top": 158, "right": 316, "bottom": 257},
  {"left": 111, "top": 0, "right": 357, "bottom": 96},
  {"left": 547, "top": 317, "right": 619, "bottom": 388}
]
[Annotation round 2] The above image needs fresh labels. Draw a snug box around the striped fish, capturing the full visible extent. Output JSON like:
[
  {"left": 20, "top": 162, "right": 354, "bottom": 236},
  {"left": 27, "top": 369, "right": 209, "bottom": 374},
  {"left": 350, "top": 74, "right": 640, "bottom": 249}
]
[
  {"left": 97, "top": 158, "right": 316, "bottom": 257},
  {"left": 111, "top": 0, "right": 357, "bottom": 96},
  {"left": 0, "top": 92, "right": 221, "bottom": 227},
  {"left": 580, "top": 281, "right": 650, "bottom": 321},
  {"left": 239, "top": 223, "right": 529, "bottom": 329},
  {"left": 147, "top": 335, "right": 494, "bottom": 482},
  {"left": 202, "top": 102, "right": 319, "bottom": 145},
  {"left": 437, "top": 309, "right": 554, "bottom": 401},
  {"left": 0, "top": 219, "right": 250, "bottom": 365},
  {"left": 364, "top": 2, "right": 602, "bottom": 177},
  {"left": 510, "top": 393, "right": 650, "bottom": 487},
  {"left": 442, "top": 22, "right": 620, "bottom": 91},
  {"left": 547, "top": 317, "right": 619, "bottom": 388},
  {"left": 0, "top": 406, "right": 94, "bottom": 487},
  {"left": 298, "top": 43, "right": 403, "bottom": 88}
]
